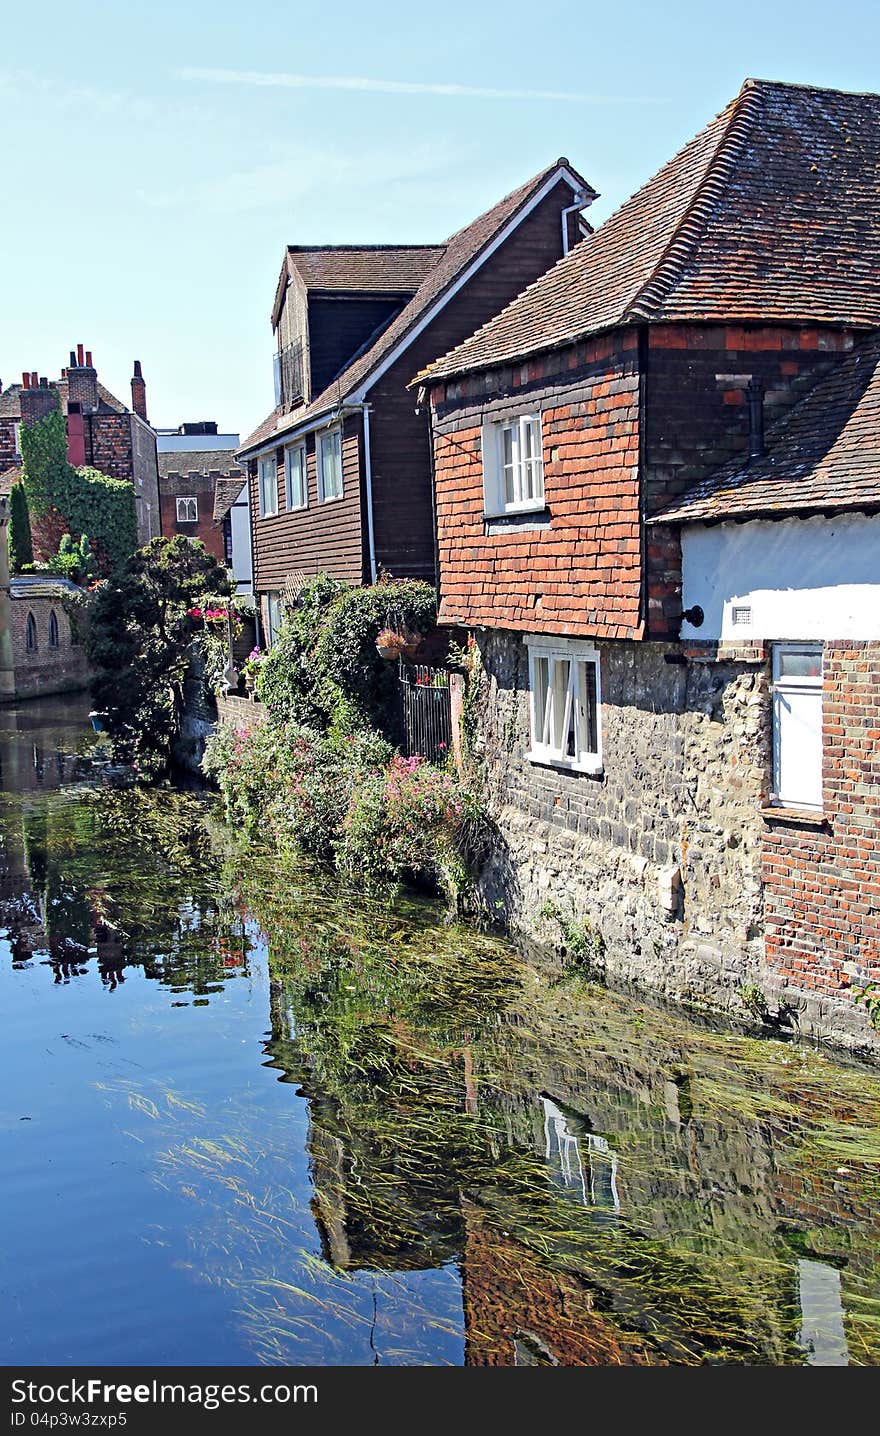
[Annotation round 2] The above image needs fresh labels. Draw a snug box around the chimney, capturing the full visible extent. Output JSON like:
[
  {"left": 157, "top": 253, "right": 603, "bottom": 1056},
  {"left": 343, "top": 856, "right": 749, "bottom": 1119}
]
[
  {"left": 130, "top": 359, "right": 148, "bottom": 422},
  {"left": 19, "top": 372, "right": 60, "bottom": 427},
  {"left": 67, "top": 342, "right": 98, "bottom": 413}
]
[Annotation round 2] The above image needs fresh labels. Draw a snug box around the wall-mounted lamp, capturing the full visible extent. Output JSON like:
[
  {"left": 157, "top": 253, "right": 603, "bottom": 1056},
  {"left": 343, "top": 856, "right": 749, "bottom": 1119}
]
[{"left": 674, "top": 604, "right": 704, "bottom": 628}]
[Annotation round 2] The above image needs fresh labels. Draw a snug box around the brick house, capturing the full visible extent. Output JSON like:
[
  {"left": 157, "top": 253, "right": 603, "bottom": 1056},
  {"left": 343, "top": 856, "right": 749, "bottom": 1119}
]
[
  {"left": 0, "top": 346, "right": 160, "bottom": 547},
  {"left": 238, "top": 160, "right": 595, "bottom": 642},
  {"left": 156, "top": 422, "right": 250, "bottom": 590},
  {"left": 417, "top": 79, "right": 880, "bottom": 1052}
]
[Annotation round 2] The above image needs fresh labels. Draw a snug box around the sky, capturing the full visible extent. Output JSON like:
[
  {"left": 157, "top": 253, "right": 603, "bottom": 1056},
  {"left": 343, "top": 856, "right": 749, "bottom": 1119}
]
[{"left": 1, "top": 0, "right": 878, "bottom": 440}]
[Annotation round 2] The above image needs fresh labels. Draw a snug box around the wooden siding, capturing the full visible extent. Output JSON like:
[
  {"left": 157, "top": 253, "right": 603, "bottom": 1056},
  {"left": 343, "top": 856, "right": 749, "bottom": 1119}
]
[
  {"left": 369, "top": 179, "right": 579, "bottom": 584},
  {"left": 308, "top": 294, "right": 405, "bottom": 399},
  {"left": 250, "top": 411, "right": 365, "bottom": 593}
]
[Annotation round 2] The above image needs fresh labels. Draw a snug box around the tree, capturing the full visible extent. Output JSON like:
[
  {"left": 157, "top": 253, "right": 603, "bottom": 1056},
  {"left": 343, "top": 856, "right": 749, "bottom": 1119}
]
[
  {"left": 87, "top": 536, "right": 231, "bottom": 779},
  {"left": 8, "top": 483, "right": 33, "bottom": 572}
]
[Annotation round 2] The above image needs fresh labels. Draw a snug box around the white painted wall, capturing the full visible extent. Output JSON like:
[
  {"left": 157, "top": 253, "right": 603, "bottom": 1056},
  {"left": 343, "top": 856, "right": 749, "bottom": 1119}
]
[
  {"left": 156, "top": 432, "right": 240, "bottom": 452},
  {"left": 680, "top": 512, "right": 880, "bottom": 642}
]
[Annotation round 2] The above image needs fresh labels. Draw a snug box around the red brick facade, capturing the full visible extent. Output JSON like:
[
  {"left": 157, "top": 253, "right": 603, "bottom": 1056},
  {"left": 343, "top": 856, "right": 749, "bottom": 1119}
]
[
  {"left": 763, "top": 642, "right": 880, "bottom": 1004},
  {"left": 431, "top": 329, "right": 642, "bottom": 639}
]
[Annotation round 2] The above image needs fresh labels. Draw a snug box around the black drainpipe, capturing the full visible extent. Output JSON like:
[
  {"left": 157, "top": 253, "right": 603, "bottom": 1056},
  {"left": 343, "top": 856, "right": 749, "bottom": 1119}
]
[{"left": 746, "top": 377, "right": 766, "bottom": 462}]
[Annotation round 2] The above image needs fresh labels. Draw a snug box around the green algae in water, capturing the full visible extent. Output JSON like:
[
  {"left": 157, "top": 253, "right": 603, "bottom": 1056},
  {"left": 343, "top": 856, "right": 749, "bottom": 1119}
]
[{"left": 3, "top": 776, "right": 880, "bottom": 1365}]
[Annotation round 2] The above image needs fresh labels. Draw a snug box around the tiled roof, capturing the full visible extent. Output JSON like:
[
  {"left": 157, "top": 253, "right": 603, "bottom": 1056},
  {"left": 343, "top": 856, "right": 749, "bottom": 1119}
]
[
  {"left": 241, "top": 158, "right": 592, "bottom": 455},
  {"left": 158, "top": 449, "right": 242, "bottom": 480},
  {"left": 286, "top": 245, "right": 443, "bottom": 295},
  {"left": 10, "top": 575, "right": 83, "bottom": 599},
  {"left": 213, "top": 475, "right": 247, "bottom": 522},
  {"left": 419, "top": 79, "right": 880, "bottom": 383},
  {"left": 0, "top": 379, "right": 128, "bottom": 418},
  {"left": 654, "top": 334, "right": 880, "bottom": 524},
  {"left": 0, "top": 464, "right": 22, "bottom": 495}
]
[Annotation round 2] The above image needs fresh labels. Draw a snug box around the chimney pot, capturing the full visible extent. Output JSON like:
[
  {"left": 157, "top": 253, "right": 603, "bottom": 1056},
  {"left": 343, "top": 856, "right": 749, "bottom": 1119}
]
[
  {"left": 76, "top": 343, "right": 84, "bottom": 367},
  {"left": 133, "top": 359, "right": 143, "bottom": 379},
  {"left": 85, "top": 350, "right": 92, "bottom": 368},
  {"left": 31, "top": 372, "right": 38, "bottom": 389},
  {"left": 70, "top": 350, "right": 77, "bottom": 368},
  {"left": 22, "top": 372, "right": 30, "bottom": 389}
]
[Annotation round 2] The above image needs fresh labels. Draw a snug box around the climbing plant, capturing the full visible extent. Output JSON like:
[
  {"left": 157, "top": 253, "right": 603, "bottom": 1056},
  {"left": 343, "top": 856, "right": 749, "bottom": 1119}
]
[
  {"left": 7, "top": 482, "right": 33, "bottom": 572},
  {"left": 20, "top": 409, "right": 137, "bottom": 572}
]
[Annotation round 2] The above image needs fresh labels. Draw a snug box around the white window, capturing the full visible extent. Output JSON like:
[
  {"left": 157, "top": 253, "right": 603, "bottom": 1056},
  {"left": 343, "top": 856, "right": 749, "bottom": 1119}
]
[
  {"left": 772, "top": 644, "right": 823, "bottom": 810},
  {"left": 265, "top": 591, "right": 283, "bottom": 645},
  {"left": 483, "top": 413, "right": 544, "bottom": 515},
  {"left": 527, "top": 637, "right": 602, "bottom": 773},
  {"left": 176, "top": 496, "right": 198, "bottom": 523},
  {"left": 258, "top": 456, "right": 278, "bottom": 517},
  {"left": 317, "top": 427, "right": 343, "bottom": 502},
  {"left": 13, "top": 421, "right": 21, "bottom": 458},
  {"left": 284, "top": 443, "right": 308, "bottom": 511}
]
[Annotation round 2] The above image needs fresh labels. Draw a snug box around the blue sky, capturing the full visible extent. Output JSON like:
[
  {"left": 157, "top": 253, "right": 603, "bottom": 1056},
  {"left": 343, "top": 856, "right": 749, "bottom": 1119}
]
[{"left": 1, "top": 0, "right": 877, "bottom": 438}]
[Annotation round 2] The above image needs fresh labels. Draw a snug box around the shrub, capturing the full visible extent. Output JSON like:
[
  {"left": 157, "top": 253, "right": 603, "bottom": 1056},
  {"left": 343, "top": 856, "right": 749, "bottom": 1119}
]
[
  {"left": 203, "top": 719, "right": 482, "bottom": 903},
  {"left": 256, "top": 573, "right": 437, "bottom": 742}
]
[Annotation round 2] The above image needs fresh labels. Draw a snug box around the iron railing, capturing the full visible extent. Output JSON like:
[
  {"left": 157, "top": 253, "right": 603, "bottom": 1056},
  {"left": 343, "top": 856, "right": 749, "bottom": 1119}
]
[{"left": 399, "top": 662, "right": 452, "bottom": 763}]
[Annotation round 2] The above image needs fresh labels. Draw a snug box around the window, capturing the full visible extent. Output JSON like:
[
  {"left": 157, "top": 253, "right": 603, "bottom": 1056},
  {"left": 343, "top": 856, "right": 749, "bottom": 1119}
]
[
  {"left": 176, "top": 496, "right": 198, "bottom": 523},
  {"left": 772, "top": 644, "right": 823, "bottom": 810},
  {"left": 25, "top": 612, "right": 37, "bottom": 652},
  {"left": 13, "top": 421, "right": 21, "bottom": 458},
  {"left": 317, "top": 427, "right": 343, "bottom": 502},
  {"left": 258, "top": 456, "right": 278, "bottom": 517},
  {"left": 527, "top": 637, "right": 601, "bottom": 773},
  {"left": 48, "top": 610, "right": 59, "bottom": 649},
  {"left": 265, "top": 591, "right": 283, "bottom": 645},
  {"left": 284, "top": 443, "right": 308, "bottom": 511},
  {"left": 483, "top": 413, "right": 544, "bottom": 515}
]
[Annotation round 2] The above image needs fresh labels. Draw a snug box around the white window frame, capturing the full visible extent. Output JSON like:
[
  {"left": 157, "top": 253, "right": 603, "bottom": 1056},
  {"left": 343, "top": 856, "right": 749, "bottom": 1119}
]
[
  {"left": 13, "top": 421, "right": 21, "bottom": 458},
  {"left": 482, "top": 412, "right": 545, "bottom": 516},
  {"left": 265, "top": 591, "right": 283, "bottom": 645},
  {"left": 526, "top": 636, "right": 602, "bottom": 774},
  {"left": 284, "top": 442, "right": 308, "bottom": 511},
  {"left": 317, "top": 426, "right": 343, "bottom": 503},
  {"left": 771, "top": 642, "right": 824, "bottom": 811},
  {"left": 258, "top": 455, "right": 278, "bottom": 517},
  {"left": 175, "top": 496, "right": 198, "bottom": 523}
]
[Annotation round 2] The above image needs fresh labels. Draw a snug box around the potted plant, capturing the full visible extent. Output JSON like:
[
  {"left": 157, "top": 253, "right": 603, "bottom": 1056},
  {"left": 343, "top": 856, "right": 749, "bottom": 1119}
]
[
  {"left": 240, "top": 647, "right": 264, "bottom": 697},
  {"left": 375, "top": 627, "right": 422, "bottom": 661}
]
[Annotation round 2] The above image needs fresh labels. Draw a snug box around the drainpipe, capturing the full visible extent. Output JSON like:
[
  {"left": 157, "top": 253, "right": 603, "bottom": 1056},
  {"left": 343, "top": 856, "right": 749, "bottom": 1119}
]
[
  {"left": 361, "top": 403, "right": 377, "bottom": 584},
  {"left": 0, "top": 497, "right": 15, "bottom": 699},
  {"left": 561, "top": 189, "right": 592, "bottom": 255}
]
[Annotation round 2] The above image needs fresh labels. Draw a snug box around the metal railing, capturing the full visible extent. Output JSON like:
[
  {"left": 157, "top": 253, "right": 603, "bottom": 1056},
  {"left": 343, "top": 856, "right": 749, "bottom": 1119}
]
[{"left": 399, "top": 662, "right": 452, "bottom": 763}]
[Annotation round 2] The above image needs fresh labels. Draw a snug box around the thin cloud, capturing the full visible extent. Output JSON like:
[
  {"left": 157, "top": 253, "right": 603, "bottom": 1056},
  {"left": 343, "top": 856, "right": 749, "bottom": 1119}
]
[{"left": 177, "top": 67, "right": 664, "bottom": 105}]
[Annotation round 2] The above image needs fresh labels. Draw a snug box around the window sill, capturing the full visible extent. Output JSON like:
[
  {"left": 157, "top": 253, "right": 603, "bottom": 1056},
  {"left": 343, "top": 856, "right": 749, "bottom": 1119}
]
[
  {"left": 760, "top": 804, "right": 828, "bottom": 828},
  {"left": 526, "top": 750, "right": 603, "bottom": 778},
  {"left": 483, "top": 505, "right": 550, "bottom": 527},
  {"left": 319, "top": 493, "right": 344, "bottom": 505}
]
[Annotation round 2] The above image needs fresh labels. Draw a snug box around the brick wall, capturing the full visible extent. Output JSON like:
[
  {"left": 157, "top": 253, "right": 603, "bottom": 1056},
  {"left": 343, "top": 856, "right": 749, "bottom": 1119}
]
[
  {"left": 431, "top": 330, "right": 642, "bottom": 639},
  {"left": 86, "top": 412, "right": 133, "bottom": 480},
  {"left": 158, "top": 472, "right": 227, "bottom": 563},
  {"left": 8, "top": 595, "right": 90, "bottom": 699},
  {"left": 763, "top": 641, "right": 880, "bottom": 1042},
  {"left": 644, "top": 324, "right": 857, "bottom": 636}
]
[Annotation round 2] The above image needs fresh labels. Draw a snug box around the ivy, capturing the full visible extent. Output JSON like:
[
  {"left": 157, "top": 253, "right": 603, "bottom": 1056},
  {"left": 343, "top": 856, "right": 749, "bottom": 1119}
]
[{"left": 20, "top": 408, "right": 137, "bottom": 572}]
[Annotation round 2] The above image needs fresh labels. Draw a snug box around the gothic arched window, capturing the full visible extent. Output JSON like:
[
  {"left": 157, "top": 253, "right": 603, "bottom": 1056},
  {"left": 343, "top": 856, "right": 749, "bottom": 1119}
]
[
  {"left": 48, "top": 610, "right": 59, "bottom": 649},
  {"left": 25, "top": 612, "right": 38, "bottom": 653}
]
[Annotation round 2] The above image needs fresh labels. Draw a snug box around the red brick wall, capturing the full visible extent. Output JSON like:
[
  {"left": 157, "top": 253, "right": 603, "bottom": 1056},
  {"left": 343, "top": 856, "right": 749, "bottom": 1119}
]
[
  {"left": 763, "top": 642, "right": 880, "bottom": 1004},
  {"left": 430, "top": 329, "right": 642, "bottom": 639},
  {"left": 87, "top": 413, "right": 134, "bottom": 480},
  {"left": 158, "top": 474, "right": 226, "bottom": 564}
]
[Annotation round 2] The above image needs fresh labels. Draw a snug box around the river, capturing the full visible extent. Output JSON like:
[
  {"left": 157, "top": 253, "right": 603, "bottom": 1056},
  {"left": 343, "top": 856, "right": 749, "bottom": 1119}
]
[{"left": 1, "top": 699, "right": 879, "bottom": 1366}]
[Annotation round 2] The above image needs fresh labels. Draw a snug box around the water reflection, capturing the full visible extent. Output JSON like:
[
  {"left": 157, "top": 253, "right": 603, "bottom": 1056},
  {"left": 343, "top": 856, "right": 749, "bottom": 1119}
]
[{"left": 1, "top": 703, "right": 879, "bottom": 1366}]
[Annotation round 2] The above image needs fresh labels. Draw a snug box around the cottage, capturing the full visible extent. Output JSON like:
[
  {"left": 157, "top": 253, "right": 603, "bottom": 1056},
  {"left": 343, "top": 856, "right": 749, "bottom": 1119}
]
[
  {"left": 417, "top": 79, "right": 880, "bottom": 1051},
  {"left": 0, "top": 346, "right": 160, "bottom": 547},
  {"left": 238, "top": 160, "right": 596, "bottom": 642}
]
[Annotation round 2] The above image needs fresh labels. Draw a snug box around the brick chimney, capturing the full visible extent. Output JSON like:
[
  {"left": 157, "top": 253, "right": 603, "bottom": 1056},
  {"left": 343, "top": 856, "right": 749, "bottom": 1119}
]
[
  {"left": 130, "top": 359, "right": 148, "bottom": 422},
  {"left": 66, "top": 342, "right": 98, "bottom": 413},
  {"left": 19, "top": 373, "right": 60, "bottom": 426}
]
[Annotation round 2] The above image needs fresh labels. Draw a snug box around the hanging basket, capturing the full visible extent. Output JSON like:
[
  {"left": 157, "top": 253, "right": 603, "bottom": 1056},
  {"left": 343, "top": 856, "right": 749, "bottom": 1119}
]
[{"left": 376, "top": 627, "right": 422, "bottom": 661}]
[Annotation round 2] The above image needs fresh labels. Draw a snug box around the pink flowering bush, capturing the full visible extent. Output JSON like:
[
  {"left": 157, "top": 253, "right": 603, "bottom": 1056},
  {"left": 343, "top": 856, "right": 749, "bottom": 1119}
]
[{"left": 202, "top": 719, "right": 485, "bottom": 902}]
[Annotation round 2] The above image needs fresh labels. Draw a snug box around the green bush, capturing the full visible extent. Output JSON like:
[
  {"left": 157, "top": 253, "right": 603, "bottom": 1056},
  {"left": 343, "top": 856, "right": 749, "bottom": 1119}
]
[
  {"left": 202, "top": 719, "right": 483, "bottom": 902},
  {"left": 256, "top": 574, "right": 437, "bottom": 742}
]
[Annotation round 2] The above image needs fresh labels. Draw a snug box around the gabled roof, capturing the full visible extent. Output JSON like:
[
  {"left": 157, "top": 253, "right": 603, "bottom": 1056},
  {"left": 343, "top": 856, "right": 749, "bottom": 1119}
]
[
  {"left": 242, "top": 157, "right": 593, "bottom": 456},
  {"left": 655, "top": 334, "right": 880, "bottom": 525},
  {"left": 0, "top": 379, "right": 128, "bottom": 419},
  {"left": 419, "top": 79, "right": 880, "bottom": 384},
  {"left": 287, "top": 245, "right": 443, "bottom": 295},
  {"left": 213, "top": 475, "right": 247, "bottom": 522}
]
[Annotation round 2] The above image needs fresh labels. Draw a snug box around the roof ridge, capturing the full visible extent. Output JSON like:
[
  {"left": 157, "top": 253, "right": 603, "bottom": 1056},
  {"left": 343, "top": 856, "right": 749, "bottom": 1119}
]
[
  {"left": 287, "top": 243, "right": 443, "bottom": 254},
  {"left": 625, "top": 81, "right": 764, "bottom": 323}
]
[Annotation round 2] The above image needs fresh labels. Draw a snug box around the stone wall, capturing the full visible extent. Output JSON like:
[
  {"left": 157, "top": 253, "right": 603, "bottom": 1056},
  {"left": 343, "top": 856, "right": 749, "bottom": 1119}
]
[{"left": 469, "top": 628, "right": 879, "bottom": 1054}]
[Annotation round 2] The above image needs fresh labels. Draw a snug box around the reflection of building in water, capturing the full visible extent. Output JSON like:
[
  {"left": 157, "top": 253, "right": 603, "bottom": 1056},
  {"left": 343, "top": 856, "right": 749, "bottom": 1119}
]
[
  {"left": 542, "top": 1096, "right": 620, "bottom": 1216},
  {"left": 797, "top": 1259, "right": 849, "bottom": 1367}
]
